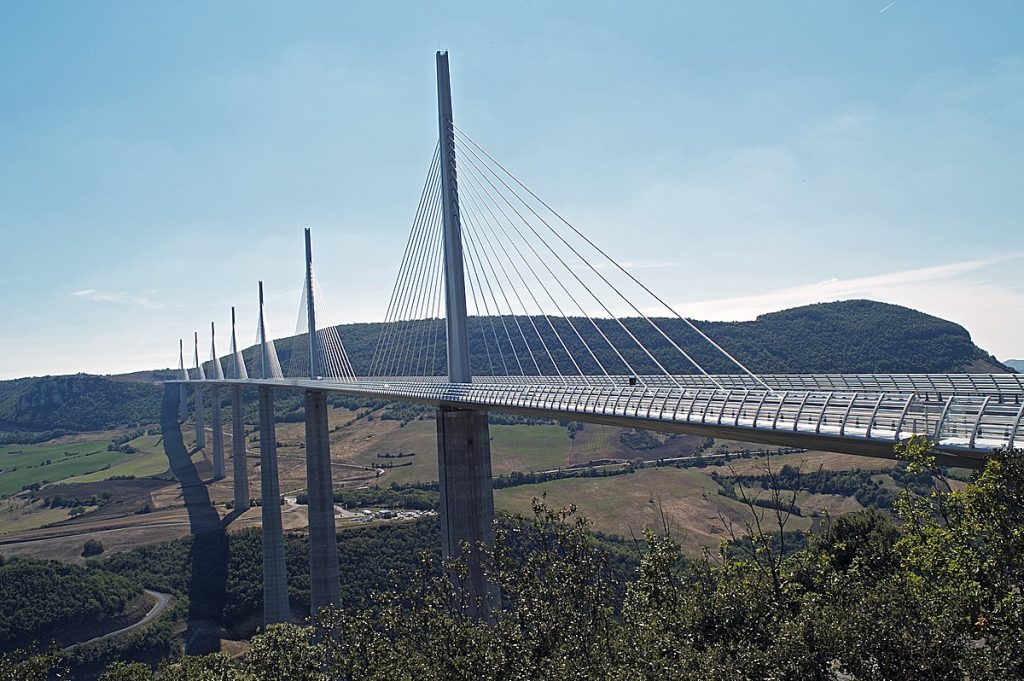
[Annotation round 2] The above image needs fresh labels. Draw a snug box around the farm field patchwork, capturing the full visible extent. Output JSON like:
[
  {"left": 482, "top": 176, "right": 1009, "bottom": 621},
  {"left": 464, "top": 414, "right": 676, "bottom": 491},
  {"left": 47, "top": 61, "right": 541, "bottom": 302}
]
[
  {"left": 0, "top": 440, "right": 139, "bottom": 497},
  {"left": 62, "top": 434, "right": 172, "bottom": 483}
]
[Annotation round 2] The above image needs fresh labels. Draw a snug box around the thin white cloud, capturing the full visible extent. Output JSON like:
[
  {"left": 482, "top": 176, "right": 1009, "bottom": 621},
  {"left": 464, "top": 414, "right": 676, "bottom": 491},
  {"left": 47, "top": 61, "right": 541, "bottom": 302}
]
[
  {"left": 70, "top": 288, "right": 161, "bottom": 309},
  {"left": 672, "top": 254, "right": 1024, "bottom": 359},
  {"left": 580, "top": 259, "right": 677, "bottom": 273},
  {"left": 602, "top": 260, "right": 677, "bottom": 271}
]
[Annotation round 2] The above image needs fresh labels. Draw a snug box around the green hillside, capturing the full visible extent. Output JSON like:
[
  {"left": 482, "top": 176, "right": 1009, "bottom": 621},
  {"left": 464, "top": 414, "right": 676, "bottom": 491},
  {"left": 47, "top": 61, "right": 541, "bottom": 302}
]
[
  {"left": 0, "top": 375, "right": 162, "bottom": 440},
  {"left": 0, "top": 557, "right": 142, "bottom": 651},
  {"left": 259, "top": 299, "right": 1006, "bottom": 376}
]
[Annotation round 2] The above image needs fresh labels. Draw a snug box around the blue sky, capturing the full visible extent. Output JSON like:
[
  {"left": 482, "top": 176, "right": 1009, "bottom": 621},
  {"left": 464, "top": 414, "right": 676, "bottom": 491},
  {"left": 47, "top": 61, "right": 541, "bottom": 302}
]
[{"left": 1, "top": 1, "right": 1021, "bottom": 379}]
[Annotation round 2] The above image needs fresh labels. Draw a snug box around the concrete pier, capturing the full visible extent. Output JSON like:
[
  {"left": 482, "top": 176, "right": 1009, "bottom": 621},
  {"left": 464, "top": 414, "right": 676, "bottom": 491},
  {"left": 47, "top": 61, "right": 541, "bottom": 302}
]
[
  {"left": 258, "top": 386, "right": 290, "bottom": 624},
  {"left": 231, "top": 386, "right": 250, "bottom": 511},
  {"left": 436, "top": 406, "right": 498, "bottom": 618},
  {"left": 305, "top": 390, "right": 340, "bottom": 614},
  {"left": 194, "top": 384, "right": 206, "bottom": 450},
  {"left": 210, "top": 386, "right": 225, "bottom": 479},
  {"left": 178, "top": 384, "right": 188, "bottom": 423}
]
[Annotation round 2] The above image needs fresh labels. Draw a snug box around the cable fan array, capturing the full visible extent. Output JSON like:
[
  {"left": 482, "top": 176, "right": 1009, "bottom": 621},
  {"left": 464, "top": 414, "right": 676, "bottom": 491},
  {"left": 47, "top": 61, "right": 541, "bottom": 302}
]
[
  {"left": 368, "top": 145, "right": 448, "bottom": 378},
  {"left": 287, "top": 272, "right": 358, "bottom": 381},
  {"left": 368, "top": 128, "right": 766, "bottom": 390},
  {"left": 254, "top": 284, "right": 285, "bottom": 380}
]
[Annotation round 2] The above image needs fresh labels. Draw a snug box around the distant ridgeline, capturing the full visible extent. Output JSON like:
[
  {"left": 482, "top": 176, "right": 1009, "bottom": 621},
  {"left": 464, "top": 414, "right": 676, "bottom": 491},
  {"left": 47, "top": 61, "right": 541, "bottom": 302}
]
[
  {"left": 0, "top": 300, "right": 1009, "bottom": 442},
  {"left": 254, "top": 299, "right": 1008, "bottom": 377}
]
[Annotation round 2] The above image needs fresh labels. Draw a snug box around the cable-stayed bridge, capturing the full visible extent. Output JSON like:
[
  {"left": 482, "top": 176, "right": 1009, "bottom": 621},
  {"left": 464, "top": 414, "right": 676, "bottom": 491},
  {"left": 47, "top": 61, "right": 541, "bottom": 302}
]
[{"left": 168, "top": 52, "right": 1022, "bottom": 623}]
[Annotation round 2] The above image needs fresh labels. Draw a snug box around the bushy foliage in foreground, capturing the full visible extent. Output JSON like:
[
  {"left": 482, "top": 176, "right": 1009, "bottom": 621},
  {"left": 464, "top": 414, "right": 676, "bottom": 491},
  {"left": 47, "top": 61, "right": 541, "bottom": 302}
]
[
  {"left": 5, "top": 441, "right": 1022, "bottom": 680},
  {"left": 158, "top": 443, "right": 1024, "bottom": 680}
]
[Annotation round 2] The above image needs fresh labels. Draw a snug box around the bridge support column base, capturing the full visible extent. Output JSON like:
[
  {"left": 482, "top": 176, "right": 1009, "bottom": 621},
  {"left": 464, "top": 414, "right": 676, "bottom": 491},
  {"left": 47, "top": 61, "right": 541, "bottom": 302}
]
[
  {"left": 436, "top": 406, "right": 498, "bottom": 620},
  {"left": 231, "top": 386, "right": 250, "bottom": 511},
  {"left": 259, "top": 386, "right": 290, "bottom": 624},
  {"left": 211, "top": 386, "right": 225, "bottom": 479},
  {"left": 305, "top": 390, "right": 340, "bottom": 615}
]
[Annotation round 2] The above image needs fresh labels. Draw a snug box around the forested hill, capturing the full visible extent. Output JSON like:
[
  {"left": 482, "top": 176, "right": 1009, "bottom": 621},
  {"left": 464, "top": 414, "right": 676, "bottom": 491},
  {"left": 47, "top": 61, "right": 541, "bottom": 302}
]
[
  {"left": 0, "top": 374, "right": 163, "bottom": 440},
  {"left": 708, "top": 300, "right": 1008, "bottom": 374},
  {"left": 258, "top": 299, "right": 1007, "bottom": 377},
  {"left": 0, "top": 300, "right": 1007, "bottom": 439}
]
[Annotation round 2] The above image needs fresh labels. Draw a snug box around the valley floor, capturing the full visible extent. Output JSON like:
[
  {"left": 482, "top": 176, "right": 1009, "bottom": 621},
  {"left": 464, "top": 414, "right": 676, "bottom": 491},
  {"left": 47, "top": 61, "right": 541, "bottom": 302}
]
[{"left": 0, "top": 401, "right": 926, "bottom": 562}]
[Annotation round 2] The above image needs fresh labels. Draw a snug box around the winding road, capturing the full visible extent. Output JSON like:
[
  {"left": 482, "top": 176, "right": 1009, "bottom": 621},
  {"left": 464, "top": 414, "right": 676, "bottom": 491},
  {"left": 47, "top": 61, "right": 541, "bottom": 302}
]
[{"left": 64, "top": 589, "right": 173, "bottom": 651}]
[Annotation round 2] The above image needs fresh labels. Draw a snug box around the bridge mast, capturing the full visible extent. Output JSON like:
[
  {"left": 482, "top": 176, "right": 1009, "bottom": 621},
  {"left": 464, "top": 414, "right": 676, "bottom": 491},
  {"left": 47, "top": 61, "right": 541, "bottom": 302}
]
[
  {"left": 437, "top": 51, "right": 472, "bottom": 383},
  {"left": 434, "top": 51, "right": 498, "bottom": 619},
  {"left": 305, "top": 228, "right": 319, "bottom": 379},
  {"left": 177, "top": 339, "right": 189, "bottom": 423},
  {"left": 258, "top": 282, "right": 270, "bottom": 380}
]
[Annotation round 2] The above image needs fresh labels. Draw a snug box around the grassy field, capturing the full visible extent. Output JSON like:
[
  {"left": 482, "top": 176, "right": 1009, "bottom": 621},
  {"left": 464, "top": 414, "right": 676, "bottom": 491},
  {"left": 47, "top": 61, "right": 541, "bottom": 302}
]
[
  {"left": 0, "top": 440, "right": 139, "bottom": 497},
  {"left": 495, "top": 466, "right": 812, "bottom": 555},
  {"left": 350, "top": 420, "right": 441, "bottom": 486},
  {"left": 0, "top": 497, "right": 80, "bottom": 534},
  {"left": 706, "top": 450, "right": 895, "bottom": 476},
  {"left": 490, "top": 425, "right": 570, "bottom": 473},
  {"left": 567, "top": 426, "right": 624, "bottom": 464},
  {"left": 350, "top": 421, "right": 575, "bottom": 486},
  {"left": 62, "top": 435, "right": 171, "bottom": 483}
]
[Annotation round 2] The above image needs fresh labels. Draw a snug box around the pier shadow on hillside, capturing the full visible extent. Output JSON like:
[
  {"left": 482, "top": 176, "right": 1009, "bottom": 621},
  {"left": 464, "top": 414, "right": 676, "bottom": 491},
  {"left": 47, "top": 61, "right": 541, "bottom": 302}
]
[
  {"left": 161, "top": 384, "right": 228, "bottom": 655},
  {"left": 220, "top": 507, "right": 245, "bottom": 527}
]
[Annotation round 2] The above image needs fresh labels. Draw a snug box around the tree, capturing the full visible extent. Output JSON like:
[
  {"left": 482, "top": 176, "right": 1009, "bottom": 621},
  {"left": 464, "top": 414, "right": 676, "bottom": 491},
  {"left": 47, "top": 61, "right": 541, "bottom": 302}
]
[
  {"left": 0, "top": 644, "right": 68, "bottom": 681},
  {"left": 99, "top": 662, "right": 151, "bottom": 681},
  {"left": 82, "top": 539, "right": 104, "bottom": 557},
  {"left": 894, "top": 439, "right": 1024, "bottom": 679}
]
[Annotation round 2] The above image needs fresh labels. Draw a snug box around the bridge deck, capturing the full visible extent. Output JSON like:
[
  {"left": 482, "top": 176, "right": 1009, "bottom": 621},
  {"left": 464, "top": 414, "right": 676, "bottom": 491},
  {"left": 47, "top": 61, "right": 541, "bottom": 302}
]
[{"left": 176, "top": 374, "right": 1024, "bottom": 467}]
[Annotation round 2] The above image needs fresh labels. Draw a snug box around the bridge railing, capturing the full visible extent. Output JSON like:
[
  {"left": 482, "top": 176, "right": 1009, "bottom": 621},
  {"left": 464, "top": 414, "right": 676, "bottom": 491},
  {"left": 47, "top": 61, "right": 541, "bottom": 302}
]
[
  {"left": 359, "top": 373, "right": 1024, "bottom": 399},
  {"left": 266, "top": 378, "right": 1020, "bottom": 455},
  {"left": 187, "top": 376, "right": 1021, "bottom": 457}
]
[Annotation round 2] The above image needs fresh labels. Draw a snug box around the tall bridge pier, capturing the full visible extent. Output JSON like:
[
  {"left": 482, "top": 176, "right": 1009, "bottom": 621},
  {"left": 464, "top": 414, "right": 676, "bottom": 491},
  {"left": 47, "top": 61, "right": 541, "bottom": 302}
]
[
  {"left": 256, "top": 283, "right": 290, "bottom": 624},
  {"left": 229, "top": 307, "right": 250, "bottom": 511},
  {"left": 436, "top": 405, "right": 496, "bottom": 614},
  {"left": 305, "top": 390, "right": 340, "bottom": 614},
  {"left": 209, "top": 323, "right": 226, "bottom": 479},
  {"left": 302, "top": 228, "right": 341, "bottom": 614},
  {"left": 193, "top": 333, "right": 206, "bottom": 450},
  {"left": 194, "top": 388, "right": 205, "bottom": 450},
  {"left": 435, "top": 51, "right": 498, "bottom": 618},
  {"left": 210, "top": 387, "right": 224, "bottom": 478},
  {"left": 231, "top": 386, "right": 249, "bottom": 509},
  {"left": 258, "top": 385, "right": 289, "bottom": 624}
]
